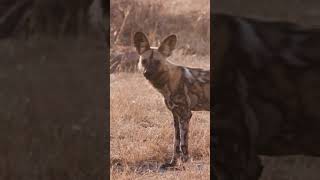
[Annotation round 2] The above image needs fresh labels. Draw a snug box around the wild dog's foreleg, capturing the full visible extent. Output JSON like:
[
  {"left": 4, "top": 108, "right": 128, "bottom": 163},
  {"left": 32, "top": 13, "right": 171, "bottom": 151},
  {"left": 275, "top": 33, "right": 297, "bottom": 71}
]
[
  {"left": 172, "top": 112, "right": 182, "bottom": 163},
  {"left": 177, "top": 107, "right": 192, "bottom": 162},
  {"left": 160, "top": 112, "right": 181, "bottom": 169},
  {"left": 160, "top": 91, "right": 192, "bottom": 170}
]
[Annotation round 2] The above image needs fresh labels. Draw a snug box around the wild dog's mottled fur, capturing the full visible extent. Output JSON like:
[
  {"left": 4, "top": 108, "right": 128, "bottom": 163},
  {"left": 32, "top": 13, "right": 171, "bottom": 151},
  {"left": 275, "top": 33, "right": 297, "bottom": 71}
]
[{"left": 133, "top": 32, "right": 210, "bottom": 169}]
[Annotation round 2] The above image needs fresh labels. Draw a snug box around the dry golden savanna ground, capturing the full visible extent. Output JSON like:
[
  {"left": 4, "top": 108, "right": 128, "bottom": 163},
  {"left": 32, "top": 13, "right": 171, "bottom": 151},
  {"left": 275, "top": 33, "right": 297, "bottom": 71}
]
[{"left": 110, "top": 52, "right": 210, "bottom": 180}]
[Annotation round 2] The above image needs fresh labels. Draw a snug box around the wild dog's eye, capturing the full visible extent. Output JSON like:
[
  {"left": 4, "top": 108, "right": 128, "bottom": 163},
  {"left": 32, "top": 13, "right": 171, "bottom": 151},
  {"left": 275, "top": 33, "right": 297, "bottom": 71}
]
[{"left": 142, "top": 59, "right": 147, "bottom": 65}]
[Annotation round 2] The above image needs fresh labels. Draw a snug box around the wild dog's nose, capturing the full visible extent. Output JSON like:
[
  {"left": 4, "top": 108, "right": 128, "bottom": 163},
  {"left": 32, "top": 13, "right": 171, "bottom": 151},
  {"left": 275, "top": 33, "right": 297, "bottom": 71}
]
[{"left": 143, "top": 70, "right": 152, "bottom": 79}]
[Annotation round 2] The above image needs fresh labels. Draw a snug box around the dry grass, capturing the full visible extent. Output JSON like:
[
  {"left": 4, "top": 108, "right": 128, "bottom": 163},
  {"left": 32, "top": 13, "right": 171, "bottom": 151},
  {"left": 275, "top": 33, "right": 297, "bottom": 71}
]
[{"left": 110, "top": 53, "right": 210, "bottom": 180}]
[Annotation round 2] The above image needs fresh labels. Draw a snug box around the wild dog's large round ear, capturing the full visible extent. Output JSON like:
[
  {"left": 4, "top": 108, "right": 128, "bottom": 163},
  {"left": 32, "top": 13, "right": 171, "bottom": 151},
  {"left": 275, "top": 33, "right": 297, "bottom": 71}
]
[
  {"left": 158, "top": 34, "right": 177, "bottom": 57},
  {"left": 133, "top": 32, "right": 150, "bottom": 55}
]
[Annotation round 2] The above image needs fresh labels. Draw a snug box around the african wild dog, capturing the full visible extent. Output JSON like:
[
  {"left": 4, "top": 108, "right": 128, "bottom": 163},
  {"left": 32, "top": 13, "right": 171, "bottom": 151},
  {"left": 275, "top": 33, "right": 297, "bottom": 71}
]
[
  {"left": 212, "top": 13, "right": 320, "bottom": 180},
  {"left": 133, "top": 32, "right": 210, "bottom": 169}
]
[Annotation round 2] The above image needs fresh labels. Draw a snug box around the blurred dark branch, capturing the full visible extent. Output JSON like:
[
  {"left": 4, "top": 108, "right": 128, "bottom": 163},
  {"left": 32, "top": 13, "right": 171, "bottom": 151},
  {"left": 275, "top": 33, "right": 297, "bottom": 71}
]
[
  {"left": 114, "top": 5, "right": 132, "bottom": 45},
  {"left": 0, "top": 0, "right": 29, "bottom": 25},
  {"left": 0, "top": 0, "right": 108, "bottom": 39}
]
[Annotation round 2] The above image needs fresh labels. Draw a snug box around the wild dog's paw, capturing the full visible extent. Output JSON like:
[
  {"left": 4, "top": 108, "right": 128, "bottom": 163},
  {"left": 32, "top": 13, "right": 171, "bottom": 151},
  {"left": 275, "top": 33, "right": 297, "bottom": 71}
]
[
  {"left": 159, "top": 161, "right": 177, "bottom": 171},
  {"left": 180, "top": 154, "right": 189, "bottom": 163}
]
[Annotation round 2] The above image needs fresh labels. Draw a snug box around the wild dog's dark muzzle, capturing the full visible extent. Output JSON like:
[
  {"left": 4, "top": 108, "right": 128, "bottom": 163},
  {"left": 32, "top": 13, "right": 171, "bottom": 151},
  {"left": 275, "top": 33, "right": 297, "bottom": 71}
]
[
  {"left": 143, "top": 62, "right": 159, "bottom": 80},
  {"left": 143, "top": 69, "right": 152, "bottom": 79}
]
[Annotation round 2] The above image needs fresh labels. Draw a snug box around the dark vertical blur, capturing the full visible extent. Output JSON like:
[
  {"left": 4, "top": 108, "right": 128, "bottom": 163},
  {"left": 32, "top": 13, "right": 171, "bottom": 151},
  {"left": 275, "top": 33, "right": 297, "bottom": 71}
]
[
  {"left": 211, "top": 0, "right": 320, "bottom": 179},
  {"left": 0, "top": 0, "right": 109, "bottom": 179},
  {"left": 213, "top": 0, "right": 320, "bottom": 26}
]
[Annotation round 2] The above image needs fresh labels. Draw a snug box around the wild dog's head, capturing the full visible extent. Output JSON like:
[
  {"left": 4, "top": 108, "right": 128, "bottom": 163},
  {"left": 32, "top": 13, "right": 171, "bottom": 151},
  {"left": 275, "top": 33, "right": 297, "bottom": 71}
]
[{"left": 133, "top": 32, "right": 177, "bottom": 80}]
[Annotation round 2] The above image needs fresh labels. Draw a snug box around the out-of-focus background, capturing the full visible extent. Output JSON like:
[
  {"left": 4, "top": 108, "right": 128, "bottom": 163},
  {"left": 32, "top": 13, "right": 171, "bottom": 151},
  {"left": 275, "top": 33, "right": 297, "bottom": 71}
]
[
  {"left": 0, "top": 0, "right": 108, "bottom": 179},
  {"left": 215, "top": 1, "right": 320, "bottom": 180},
  {"left": 110, "top": 0, "right": 210, "bottom": 73}
]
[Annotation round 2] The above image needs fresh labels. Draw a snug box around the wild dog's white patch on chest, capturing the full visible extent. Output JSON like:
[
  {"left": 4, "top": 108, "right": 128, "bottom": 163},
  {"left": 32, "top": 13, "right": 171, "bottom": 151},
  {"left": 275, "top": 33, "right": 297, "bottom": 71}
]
[
  {"left": 184, "top": 68, "right": 193, "bottom": 78},
  {"left": 184, "top": 68, "right": 195, "bottom": 83},
  {"left": 197, "top": 76, "right": 207, "bottom": 83}
]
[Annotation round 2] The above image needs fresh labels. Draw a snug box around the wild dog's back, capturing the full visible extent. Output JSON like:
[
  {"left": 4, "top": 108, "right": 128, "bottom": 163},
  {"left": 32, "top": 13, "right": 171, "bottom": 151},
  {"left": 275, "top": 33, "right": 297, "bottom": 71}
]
[{"left": 182, "top": 67, "right": 210, "bottom": 111}]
